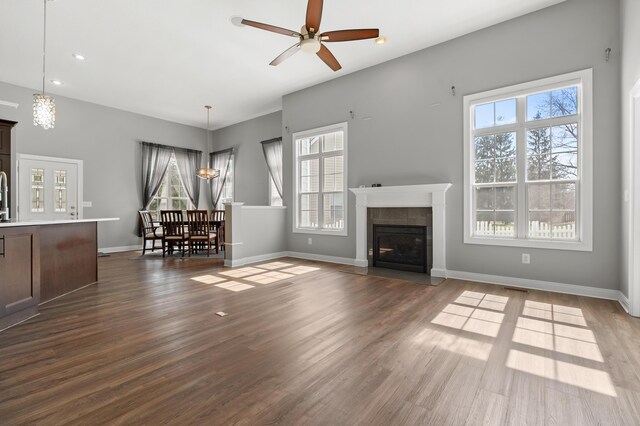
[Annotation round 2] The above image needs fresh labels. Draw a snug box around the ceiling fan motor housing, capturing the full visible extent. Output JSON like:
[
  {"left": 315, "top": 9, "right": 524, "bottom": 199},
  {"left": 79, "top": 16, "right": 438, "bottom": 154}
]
[{"left": 300, "top": 38, "right": 321, "bottom": 53}]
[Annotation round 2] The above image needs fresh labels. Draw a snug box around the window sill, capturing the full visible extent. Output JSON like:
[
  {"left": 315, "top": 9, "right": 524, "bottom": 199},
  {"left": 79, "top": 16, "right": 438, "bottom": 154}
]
[
  {"left": 293, "top": 227, "right": 348, "bottom": 237},
  {"left": 464, "top": 235, "right": 592, "bottom": 252}
]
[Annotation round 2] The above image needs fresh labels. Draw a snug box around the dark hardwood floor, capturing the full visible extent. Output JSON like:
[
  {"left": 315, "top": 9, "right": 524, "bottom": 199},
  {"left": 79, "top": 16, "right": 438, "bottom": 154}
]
[{"left": 1, "top": 252, "right": 639, "bottom": 425}]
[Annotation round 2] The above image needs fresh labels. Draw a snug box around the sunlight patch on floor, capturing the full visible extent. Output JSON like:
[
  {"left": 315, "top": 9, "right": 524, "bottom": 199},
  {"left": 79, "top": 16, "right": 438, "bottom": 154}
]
[
  {"left": 190, "top": 261, "right": 318, "bottom": 292},
  {"left": 281, "top": 266, "right": 321, "bottom": 275},
  {"left": 219, "top": 267, "right": 265, "bottom": 278},
  {"left": 431, "top": 292, "right": 509, "bottom": 338},
  {"left": 255, "top": 261, "right": 294, "bottom": 270},
  {"left": 523, "top": 300, "right": 587, "bottom": 326},
  {"left": 244, "top": 271, "right": 295, "bottom": 285},
  {"left": 506, "top": 349, "right": 616, "bottom": 397},
  {"left": 508, "top": 301, "right": 613, "bottom": 396},
  {"left": 191, "top": 275, "right": 227, "bottom": 285}
]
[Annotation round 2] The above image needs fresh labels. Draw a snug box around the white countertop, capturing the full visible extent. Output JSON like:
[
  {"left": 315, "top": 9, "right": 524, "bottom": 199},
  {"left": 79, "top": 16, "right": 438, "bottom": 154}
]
[{"left": 0, "top": 217, "right": 119, "bottom": 228}]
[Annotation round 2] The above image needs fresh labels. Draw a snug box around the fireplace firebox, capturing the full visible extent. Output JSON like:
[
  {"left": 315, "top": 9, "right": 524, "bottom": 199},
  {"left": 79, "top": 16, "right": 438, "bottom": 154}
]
[{"left": 373, "top": 224, "right": 429, "bottom": 273}]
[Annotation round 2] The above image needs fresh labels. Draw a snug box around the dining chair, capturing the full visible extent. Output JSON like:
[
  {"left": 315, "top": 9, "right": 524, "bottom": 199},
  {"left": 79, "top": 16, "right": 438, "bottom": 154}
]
[
  {"left": 160, "top": 210, "right": 189, "bottom": 257},
  {"left": 138, "top": 210, "right": 163, "bottom": 255},
  {"left": 187, "top": 210, "right": 218, "bottom": 256},
  {"left": 211, "top": 209, "right": 226, "bottom": 251}
]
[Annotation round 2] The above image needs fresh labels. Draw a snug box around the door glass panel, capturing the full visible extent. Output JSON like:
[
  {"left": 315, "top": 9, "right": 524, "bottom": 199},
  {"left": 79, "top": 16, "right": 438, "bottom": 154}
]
[
  {"left": 54, "top": 170, "right": 67, "bottom": 212},
  {"left": 31, "top": 168, "right": 44, "bottom": 213}
]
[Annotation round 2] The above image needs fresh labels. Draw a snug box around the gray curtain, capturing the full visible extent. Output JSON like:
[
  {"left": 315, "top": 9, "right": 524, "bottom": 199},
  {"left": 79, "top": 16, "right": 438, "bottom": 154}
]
[
  {"left": 261, "top": 137, "right": 283, "bottom": 199},
  {"left": 174, "top": 147, "right": 202, "bottom": 207},
  {"left": 141, "top": 142, "right": 173, "bottom": 208},
  {"left": 209, "top": 148, "right": 234, "bottom": 209}
]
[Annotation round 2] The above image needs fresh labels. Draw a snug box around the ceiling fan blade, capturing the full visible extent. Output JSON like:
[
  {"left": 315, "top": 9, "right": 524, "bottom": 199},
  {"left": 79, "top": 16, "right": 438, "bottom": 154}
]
[
  {"left": 320, "top": 29, "right": 380, "bottom": 42},
  {"left": 270, "top": 44, "right": 301, "bottom": 66},
  {"left": 305, "top": 0, "right": 323, "bottom": 33},
  {"left": 241, "top": 19, "right": 301, "bottom": 38},
  {"left": 317, "top": 44, "right": 341, "bottom": 72}
]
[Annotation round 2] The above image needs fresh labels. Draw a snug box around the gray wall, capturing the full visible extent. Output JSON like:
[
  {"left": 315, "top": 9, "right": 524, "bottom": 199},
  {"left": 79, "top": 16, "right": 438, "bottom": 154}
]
[
  {"left": 0, "top": 81, "right": 208, "bottom": 249},
  {"left": 620, "top": 0, "right": 640, "bottom": 298},
  {"left": 212, "top": 111, "right": 282, "bottom": 206},
  {"left": 281, "top": 0, "right": 621, "bottom": 289}
]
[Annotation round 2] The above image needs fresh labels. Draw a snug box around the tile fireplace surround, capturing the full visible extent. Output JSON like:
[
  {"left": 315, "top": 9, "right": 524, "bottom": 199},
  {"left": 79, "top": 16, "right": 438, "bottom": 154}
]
[{"left": 349, "top": 184, "right": 452, "bottom": 277}]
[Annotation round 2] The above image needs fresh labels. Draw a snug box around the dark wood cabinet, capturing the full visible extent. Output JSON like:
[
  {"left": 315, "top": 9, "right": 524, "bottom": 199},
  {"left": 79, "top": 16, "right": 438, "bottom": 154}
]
[
  {"left": 0, "top": 226, "right": 41, "bottom": 330},
  {"left": 0, "top": 122, "right": 11, "bottom": 154}
]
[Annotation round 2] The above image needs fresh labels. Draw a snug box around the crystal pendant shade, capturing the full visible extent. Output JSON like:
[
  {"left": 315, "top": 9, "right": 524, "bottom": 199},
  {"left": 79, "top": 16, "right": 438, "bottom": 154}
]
[
  {"left": 33, "top": 94, "right": 56, "bottom": 130},
  {"left": 34, "top": 0, "right": 55, "bottom": 130}
]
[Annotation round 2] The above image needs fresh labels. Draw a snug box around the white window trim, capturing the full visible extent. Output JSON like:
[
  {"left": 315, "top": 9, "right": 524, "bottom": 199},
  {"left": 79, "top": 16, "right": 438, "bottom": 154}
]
[
  {"left": 292, "top": 122, "right": 348, "bottom": 236},
  {"left": 463, "top": 69, "right": 593, "bottom": 251}
]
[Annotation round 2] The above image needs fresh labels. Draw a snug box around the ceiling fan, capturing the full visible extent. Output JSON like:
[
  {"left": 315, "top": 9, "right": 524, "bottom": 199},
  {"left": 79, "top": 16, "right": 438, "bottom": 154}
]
[{"left": 240, "top": 0, "right": 380, "bottom": 72}]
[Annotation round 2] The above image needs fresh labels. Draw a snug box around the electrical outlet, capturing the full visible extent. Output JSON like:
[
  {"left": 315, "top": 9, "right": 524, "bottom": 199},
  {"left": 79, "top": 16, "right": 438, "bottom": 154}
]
[
  {"left": 308, "top": 237, "right": 313, "bottom": 245},
  {"left": 522, "top": 253, "right": 530, "bottom": 264}
]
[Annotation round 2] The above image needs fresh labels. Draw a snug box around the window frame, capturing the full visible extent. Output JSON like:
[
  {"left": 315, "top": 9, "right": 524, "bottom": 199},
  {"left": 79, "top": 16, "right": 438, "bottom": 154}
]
[
  {"left": 463, "top": 69, "right": 593, "bottom": 251},
  {"left": 292, "top": 122, "right": 348, "bottom": 236},
  {"left": 145, "top": 153, "right": 194, "bottom": 220}
]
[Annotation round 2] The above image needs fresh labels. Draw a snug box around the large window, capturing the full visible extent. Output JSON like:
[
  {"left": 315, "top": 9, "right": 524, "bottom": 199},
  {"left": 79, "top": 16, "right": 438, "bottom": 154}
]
[
  {"left": 146, "top": 154, "right": 194, "bottom": 220},
  {"left": 219, "top": 153, "right": 234, "bottom": 205},
  {"left": 463, "top": 70, "right": 592, "bottom": 251},
  {"left": 293, "top": 123, "right": 347, "bottom": 235}
]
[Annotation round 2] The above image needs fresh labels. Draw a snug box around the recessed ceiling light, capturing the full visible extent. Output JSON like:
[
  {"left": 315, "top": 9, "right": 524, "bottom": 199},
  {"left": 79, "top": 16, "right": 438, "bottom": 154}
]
[
  {"left": 50, "top": 79, "right": 63, "bottom": 86},
  {"left": 72, "top": 53, "right": 85, "bottom": 61},
  {"left": 374, "top": 36, "right": 387, "bottom": 45}
]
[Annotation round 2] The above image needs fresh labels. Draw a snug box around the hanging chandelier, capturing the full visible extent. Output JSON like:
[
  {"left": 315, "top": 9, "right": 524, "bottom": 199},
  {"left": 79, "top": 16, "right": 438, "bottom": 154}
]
[
  {"left": 33, "top": 0, "right": 55, "bottom": 130},
  {"left": 195, "top": 105, "right": 220, "bottom": 180}
]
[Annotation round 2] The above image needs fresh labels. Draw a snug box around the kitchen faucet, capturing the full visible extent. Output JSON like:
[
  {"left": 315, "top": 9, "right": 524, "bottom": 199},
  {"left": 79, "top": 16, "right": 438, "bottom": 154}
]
[{"left": 0, "top": 171, "right": 9, "bottom": 222}]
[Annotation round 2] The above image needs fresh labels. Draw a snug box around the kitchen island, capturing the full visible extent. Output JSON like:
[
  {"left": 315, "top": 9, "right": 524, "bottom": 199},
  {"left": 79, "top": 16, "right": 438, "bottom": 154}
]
[{"left": 0, "top": 218, "right": 118, "bottom": 330}]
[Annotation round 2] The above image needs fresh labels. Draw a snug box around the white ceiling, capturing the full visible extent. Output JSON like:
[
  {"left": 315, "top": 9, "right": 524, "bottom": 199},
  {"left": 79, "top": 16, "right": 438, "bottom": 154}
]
[{"left": 0, "top": 0, "right": 563, "bottom": 129}]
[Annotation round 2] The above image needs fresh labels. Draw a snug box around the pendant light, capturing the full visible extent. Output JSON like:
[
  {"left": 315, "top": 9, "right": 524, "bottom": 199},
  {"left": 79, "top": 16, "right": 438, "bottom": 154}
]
[
  {"left": 196, "top": 105, "right": 220, "bottom": 180},
  {"left": 33, "top": 0, "right": 56, "bottom": 130}
]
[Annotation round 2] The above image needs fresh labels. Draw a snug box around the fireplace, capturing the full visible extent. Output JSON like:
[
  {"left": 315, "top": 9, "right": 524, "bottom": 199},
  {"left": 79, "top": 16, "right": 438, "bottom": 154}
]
[
  {"left": 373, "top": 224, "right": 429, "bottom": 273},
  {"left": 349, "top": 184, "right": 452, "bottom": 277}
]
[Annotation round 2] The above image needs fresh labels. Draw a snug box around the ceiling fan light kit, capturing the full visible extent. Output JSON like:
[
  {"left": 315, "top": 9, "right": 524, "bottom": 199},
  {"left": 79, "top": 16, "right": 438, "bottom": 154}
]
[
  {"left": 240, "top": 0, "right": 379, "bottom": 72},
  {"left": 300, "top": 38, "right": 321, "bottom": 54}
]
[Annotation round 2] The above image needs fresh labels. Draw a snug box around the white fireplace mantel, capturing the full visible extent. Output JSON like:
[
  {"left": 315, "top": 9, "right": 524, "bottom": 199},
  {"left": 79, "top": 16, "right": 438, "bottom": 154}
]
[{"left": 349, "top": 183, "right": 452, "bottom": 277}]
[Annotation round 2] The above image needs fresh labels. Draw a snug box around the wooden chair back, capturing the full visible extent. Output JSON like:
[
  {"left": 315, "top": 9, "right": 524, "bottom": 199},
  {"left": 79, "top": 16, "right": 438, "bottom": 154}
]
[
  {"left": 211, "top": 209, "right": 225, "bottom": 222},
  {"left": 161, "top": 210, "right": 185, "bottom": 237},
  {"left": 187, "top": 210, "right": 210, "bottom": 237},
  {"left": 139, "top": 210, "right": 156, "bottom": 234}
]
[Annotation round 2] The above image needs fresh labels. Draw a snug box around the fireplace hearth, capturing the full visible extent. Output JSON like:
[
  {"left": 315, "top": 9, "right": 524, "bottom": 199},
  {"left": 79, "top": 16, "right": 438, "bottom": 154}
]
[{"left": 373, "top": 224, "right": 429, "bottom": 273}]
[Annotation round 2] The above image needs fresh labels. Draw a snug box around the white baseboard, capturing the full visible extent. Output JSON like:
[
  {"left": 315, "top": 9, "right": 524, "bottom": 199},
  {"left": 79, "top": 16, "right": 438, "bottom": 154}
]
[
  {"left": 285, "top": 251, "right": 356, "bottom": 266},
  {"left": 618, "top": 292, "right": 631, "bottom": 313},
  {"left": 226, "top": 251, "right": 356, "bottom": 267},
  {"left": 430, "top": 268, "right": 447, "bottom": 278},
  {"left": 445, "top": 269, "right": 622, "bottom": 302},
  {"left": 99, "top": 245, "right": 140, "bottom": 253},
  {"left": 224, "top": 251, "right": 287, "bottom": 267}
]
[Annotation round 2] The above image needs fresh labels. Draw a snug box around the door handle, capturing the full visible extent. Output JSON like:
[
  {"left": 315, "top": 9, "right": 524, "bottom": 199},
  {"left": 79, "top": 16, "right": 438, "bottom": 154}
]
[{"left": 0, "top": 236, "right": 5, "bottom": 258}]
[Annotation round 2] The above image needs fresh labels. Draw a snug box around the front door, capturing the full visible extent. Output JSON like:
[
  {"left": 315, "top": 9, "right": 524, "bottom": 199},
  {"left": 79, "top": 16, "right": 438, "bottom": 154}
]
[{"left": 18, "top": 155, "right": 81, "bottom": 221}]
